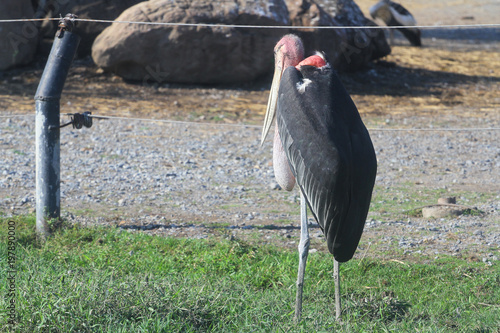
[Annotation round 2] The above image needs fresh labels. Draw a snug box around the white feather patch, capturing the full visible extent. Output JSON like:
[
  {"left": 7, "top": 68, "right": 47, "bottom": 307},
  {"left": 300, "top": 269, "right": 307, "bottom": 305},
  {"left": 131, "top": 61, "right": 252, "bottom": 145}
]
[
  {"left": 314, "top": 51, "right": 327, "bottom": 62},
  {"left": 296, "top": 78, "right": 312, "bottom": 93}
]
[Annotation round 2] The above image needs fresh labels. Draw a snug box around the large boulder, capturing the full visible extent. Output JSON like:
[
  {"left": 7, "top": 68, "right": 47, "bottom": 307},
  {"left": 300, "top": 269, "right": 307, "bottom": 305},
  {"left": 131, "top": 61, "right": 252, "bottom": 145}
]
[
  {"left": 0, "top": 0, "right": 38, "bottom": 70},
  {"left": 286, "top": 0, "right": 390, "bottom": 71},
  {"left": 34, "top": 0, "right": 144, "bottom": 57},
  {"left": 92, "top": 0, "right": 289, "bottom": 84}
]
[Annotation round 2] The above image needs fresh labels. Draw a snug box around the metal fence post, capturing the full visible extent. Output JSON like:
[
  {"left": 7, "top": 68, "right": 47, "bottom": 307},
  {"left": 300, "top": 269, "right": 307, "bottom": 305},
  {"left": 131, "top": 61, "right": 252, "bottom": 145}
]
[{"left": 35, "top": 15, "right": 80, "bottom": 238}]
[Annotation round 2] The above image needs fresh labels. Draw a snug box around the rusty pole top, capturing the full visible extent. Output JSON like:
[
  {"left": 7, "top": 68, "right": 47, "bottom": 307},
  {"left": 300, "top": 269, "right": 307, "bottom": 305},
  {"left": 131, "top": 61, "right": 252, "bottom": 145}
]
[{"left": 56, "top": 13, "right": 78, "bottom": 38}]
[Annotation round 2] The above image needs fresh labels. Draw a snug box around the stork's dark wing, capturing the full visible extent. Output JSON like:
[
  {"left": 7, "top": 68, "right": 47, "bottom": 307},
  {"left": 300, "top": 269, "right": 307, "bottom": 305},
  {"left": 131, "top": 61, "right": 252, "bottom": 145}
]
[{"left": 276, "top": 65, "right": 377, "bottom": 262}]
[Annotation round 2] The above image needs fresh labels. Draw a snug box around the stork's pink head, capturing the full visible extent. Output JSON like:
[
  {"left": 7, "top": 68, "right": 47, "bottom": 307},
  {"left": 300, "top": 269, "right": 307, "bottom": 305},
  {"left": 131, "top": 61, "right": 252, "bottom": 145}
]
[
  {"left": 274, "top": 34, "right": 305, "bottom": 69},
  {"left": 262, "top": 35, "right": 305, "bottom": 145},
  {"left": 262, "top": 35, "right": 310, "bottom": 145}
]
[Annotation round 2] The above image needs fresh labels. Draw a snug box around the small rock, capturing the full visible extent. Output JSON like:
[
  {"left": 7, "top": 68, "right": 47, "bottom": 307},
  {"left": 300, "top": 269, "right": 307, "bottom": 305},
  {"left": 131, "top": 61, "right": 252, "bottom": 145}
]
[
  {"left": 270, "top": 182, "right": 281, "bottom": 190},
  {"left": 438, "top": 197, "right": 456, "bottom": 204}
]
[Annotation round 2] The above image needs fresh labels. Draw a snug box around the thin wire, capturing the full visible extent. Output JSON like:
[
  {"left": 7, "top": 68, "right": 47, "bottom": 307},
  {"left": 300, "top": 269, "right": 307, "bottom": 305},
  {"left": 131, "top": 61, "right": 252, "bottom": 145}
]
[
  {"left": 63, "top": 113, "right": 262, "bottom": 129},
  {"left": 0, "top": 114, "right": 34, "bottom": 118},
  {"left": 75, "top": 18, "right": 500, "bottom": 30},
  {"left": 68, "top": 113, "right": 500, "bottom": 131},
  {"left": 1, "top": 112, "right": 499, "bottom": 131},
  {"left": 0, "top": 17, "right": 498, "bottom": 30},
  {"left": 368, "top": 127, "right": 500, "bottom": 131},
  {"left": 0, "top": 18, "right": 56, "bottom": 23}
]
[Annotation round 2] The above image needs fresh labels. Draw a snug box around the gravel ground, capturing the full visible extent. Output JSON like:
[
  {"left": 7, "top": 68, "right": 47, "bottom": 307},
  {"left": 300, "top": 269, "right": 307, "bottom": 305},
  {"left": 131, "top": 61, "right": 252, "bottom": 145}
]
[{"left": 1, "top": 114, "right": 498, "bottom": 263}]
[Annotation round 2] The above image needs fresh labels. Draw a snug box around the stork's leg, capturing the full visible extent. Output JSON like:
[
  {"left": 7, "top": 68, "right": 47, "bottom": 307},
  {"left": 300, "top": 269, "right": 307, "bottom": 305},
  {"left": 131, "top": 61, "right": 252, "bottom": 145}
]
[
  {"left": 294, "top": 191, "right": 310, "bottom": 321},
  {"left": 334, "top": 259, "right": 341, "bottom": 320}
]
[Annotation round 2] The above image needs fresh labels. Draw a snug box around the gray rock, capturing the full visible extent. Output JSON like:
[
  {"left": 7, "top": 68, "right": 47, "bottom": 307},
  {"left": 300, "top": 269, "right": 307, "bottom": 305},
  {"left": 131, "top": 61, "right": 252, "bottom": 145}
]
[
  {"left": 36, "top": 0, "right": 144, "bottom": 57},
  {"left": 0, "top": 0, "right": 38, "bottom": 70},
  {"left": 270, "top": 182, "right": 281, "bottom": 190},
  {"left": 92, "top": 0, "right": 289, "bottom": 84},
  {"left": 285, "top": 0, "right": 390, "bottom": 71}
]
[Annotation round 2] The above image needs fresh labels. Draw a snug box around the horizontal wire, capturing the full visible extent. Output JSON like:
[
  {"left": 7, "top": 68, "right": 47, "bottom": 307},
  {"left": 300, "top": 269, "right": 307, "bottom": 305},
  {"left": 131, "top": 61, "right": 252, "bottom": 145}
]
[
  {"left": 82, "top": 114, "right": 500, "bottom": 131},
  {"left": 2, "top": 112, "right": 499, "bottom": 132},
  {"left": 65, "top": 113, "right": 262, "bottom": 129},
  {"left": 368, "top": 127, "right": 500, "bottom": 131},
  {"left": 73, "top": 18, "right": 500, "bottom": 30},
  {"left": 0, "top": 17, "right": 499, "bottom": 30},
  {"left": 0, "top": 18, "right": 56, "bottom": 23},
  {"left": 0, "top": 114, "right": 34, "bottom": 118}
]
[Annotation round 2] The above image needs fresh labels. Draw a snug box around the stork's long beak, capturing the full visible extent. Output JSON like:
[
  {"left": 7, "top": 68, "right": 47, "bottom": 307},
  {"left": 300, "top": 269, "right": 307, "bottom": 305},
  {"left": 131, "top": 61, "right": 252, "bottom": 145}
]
[{"left": 261, "top": 62, "right": 283, "bottom": 146}]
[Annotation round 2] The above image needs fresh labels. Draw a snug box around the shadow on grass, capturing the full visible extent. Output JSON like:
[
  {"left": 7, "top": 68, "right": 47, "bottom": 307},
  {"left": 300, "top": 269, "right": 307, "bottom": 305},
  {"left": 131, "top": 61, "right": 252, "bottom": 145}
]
[{"left": 116, "top": 221, "right": 322, "bottom": 232}]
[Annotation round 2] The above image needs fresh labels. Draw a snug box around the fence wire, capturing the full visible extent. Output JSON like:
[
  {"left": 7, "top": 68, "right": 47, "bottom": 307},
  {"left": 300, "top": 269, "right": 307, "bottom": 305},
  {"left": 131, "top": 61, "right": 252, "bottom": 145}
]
[
  {"left": 0, "top": 17, "right": 499, "bottom": 30},
  {"left": 1, "top": 112, "right": 498, "bottom": 132}
]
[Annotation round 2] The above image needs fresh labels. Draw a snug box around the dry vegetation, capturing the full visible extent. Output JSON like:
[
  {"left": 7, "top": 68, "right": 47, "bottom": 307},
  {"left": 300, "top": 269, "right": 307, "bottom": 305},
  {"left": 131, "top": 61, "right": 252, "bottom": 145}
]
[{"left": 1, "top": 43, "right": 499, "bottom": 126}]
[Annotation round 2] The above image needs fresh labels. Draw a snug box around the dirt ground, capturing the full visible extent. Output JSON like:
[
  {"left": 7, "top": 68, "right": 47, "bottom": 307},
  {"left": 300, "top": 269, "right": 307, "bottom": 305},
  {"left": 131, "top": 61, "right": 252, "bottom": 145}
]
[{"left": 2, "top": 44, "right": 499, "bottom": 124}]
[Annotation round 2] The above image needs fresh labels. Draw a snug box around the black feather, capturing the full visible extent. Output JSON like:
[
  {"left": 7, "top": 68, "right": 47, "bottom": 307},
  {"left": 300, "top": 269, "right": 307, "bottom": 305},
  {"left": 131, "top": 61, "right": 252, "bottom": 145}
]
[{"left": 276, "top": 65, "right": 377, "bottom": 262}]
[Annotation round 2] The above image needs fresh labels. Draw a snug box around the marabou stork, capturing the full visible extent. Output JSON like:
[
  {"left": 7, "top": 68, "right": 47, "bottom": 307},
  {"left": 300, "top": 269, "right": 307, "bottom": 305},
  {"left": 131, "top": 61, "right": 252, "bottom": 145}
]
[
  {"left": 261, "top": 34, "right": 377, "bottom": 320},
  {"left": 369, "top": 0, "right": 421, "bottom": 46}
]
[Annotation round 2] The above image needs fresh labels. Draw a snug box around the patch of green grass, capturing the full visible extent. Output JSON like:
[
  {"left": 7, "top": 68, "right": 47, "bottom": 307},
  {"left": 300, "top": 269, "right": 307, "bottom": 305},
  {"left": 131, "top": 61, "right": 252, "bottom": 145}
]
[
  {"left": 273, "top": 218, "right": 293, "bottom": 224},
  {"left": 219, "top": 203, "right": 242, "bottom": 211},
  {"left": 462, "top": 207, "right": 484, "bottom": 216},
  {"left": 1, "top": 216, "right": 499, "bottom": 332},
  {"left": 371, "top": 184, "right": 444, "bottom": 215},
  {"left": 206, "top": 221, "right": 231, "bottom": 228},
  {"left": 211, "top": 115, "right": 225, "bottom": 122},
  {"left": 12, "top": 150, "right": 27, "bottom": 156},
  {"left": 404, "top": 207, "right": 423, "bottom": 217},
  {"left": 370, "top": 184, "right": 495, "bottom": 219},
  {"left": 263, "top": 209, "right": 282, "bottom": 214}
]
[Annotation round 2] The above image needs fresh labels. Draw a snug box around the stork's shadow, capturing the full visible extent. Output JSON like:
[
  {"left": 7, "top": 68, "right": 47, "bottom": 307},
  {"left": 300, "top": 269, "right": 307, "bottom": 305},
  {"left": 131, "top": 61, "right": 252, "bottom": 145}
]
[
  {"left": 117, "top": 222, "right": 321, "bottom": 232},
  {"left": 338, "top": 62, "right": 499, "bottom": 98}
]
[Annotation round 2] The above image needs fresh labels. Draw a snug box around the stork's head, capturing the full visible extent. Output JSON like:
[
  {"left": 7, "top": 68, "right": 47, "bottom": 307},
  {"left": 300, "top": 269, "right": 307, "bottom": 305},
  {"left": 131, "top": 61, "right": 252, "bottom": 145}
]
[
  {"left": 274, "top": 34, "right": 305, "bottom": 70},
  {"left": 261, "top": 34, "right": 305, "bottom": 145}
]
